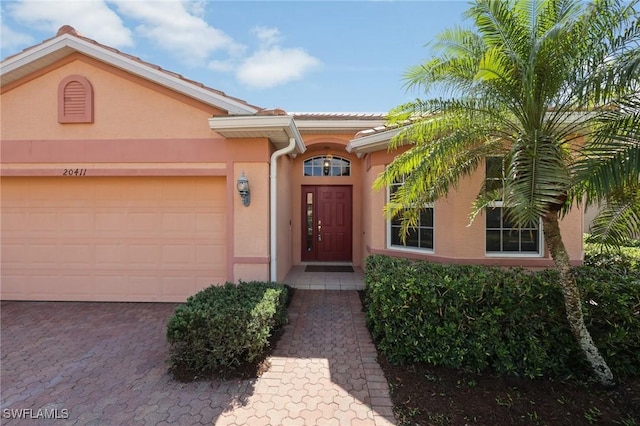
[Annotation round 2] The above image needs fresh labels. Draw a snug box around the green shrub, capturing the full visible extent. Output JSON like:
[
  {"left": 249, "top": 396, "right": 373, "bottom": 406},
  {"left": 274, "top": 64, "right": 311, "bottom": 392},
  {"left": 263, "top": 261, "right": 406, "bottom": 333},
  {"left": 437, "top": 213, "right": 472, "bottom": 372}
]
[
  {"left": 573, "top": 267, "right": 640, "bottom": 376},
  {"left": 364, "top": 255, "right": 640, "bottom": 380},
  {"left": 583, "top": 238, "right": 640, "bottom": 273},
  {"left": 166, "top": 281, "right": 288, "bottom": 379}
]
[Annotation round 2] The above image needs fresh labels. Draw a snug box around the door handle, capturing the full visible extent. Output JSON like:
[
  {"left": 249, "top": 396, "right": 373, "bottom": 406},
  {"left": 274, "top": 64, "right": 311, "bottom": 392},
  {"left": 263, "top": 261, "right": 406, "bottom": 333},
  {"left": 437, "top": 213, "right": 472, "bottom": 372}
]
[{"left": 317, "top": 220, "right": 322, "bottom": 242}]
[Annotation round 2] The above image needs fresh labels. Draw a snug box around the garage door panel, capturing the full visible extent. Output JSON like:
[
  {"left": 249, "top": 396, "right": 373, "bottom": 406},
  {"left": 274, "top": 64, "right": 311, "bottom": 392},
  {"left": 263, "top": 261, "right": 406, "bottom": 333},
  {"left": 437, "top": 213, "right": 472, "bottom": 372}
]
[
  {"left": 127, "top": 276, "right": 159, "bottom": 298},
  {"left": 1, "top": 274, "right": 24, "bottom": 298},
  {"left": 95, "top": 244, "right": 126, "bottom": 264},
  {"left": 60, "top": 244, "right": 94, "bottom": 266},
  {"left": 2, "top": 211, "right": 26, "bottom": 232},
  {"left": 1, "top": 177, "right": 227, "bottom": 302},
  {"left": 162, "top": 276, "right": 196, "bottom": 299},
  {"left": 62, "top": 213, "right": 93, "bottom": 232},
  {"left": 95, "top": 275, "right": 128, "bottom": 299},
  {"left": 29, "top": 212, "right": 60, "bottom": 232},
  {"left": 127, "top": 212, "right": 161, "bottom": 233},
  {"left": 196, "top": 212, "right": 224, "bottom": 233},
  {"left": 126, "top": 182, "right": 162, "bottom": 205},
  {"left": 95, "top": 212, "right": 125, "bottom": 232},
  {"left": 161, "top": 180, "right": 196, "bottom": 203},
  {"left": 127, "top": 244, "right": 161, "bottom": 266},
  {"left": 162, "top": 245, "right": 195, "bottom": 265},
  {"left": 94, "top": 181, "right": 125, "bottom": 203},
  {"left": 1, "top": 243, "right": 26, "bottom": 266},
  {"left": 28, "top": 243, "right": 61, "bottom": 266},
  {"left": 162, "top": 212, "right": 196, "bottom": 233}
]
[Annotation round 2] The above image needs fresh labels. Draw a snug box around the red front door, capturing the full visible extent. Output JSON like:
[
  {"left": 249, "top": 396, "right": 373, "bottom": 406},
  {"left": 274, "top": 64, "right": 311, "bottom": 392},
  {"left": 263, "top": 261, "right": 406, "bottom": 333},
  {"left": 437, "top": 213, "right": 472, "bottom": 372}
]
[{"left": 301, "top": 185, "right": 352, "bottom": 262}]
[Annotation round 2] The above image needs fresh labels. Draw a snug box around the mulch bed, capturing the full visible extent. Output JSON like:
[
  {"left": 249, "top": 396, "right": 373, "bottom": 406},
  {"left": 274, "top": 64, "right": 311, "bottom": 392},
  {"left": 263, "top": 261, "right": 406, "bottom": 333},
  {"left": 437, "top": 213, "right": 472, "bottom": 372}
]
[{"left": 377, "top": 356, "right": 640, "bottom": 425}]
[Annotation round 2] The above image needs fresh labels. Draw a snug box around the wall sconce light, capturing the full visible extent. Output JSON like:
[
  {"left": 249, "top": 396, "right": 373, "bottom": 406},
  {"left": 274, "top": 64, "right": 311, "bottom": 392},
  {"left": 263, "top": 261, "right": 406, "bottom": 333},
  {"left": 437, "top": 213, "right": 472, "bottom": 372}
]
[{"left": 237, "top": 171, "right": 250, "bottom": 206}]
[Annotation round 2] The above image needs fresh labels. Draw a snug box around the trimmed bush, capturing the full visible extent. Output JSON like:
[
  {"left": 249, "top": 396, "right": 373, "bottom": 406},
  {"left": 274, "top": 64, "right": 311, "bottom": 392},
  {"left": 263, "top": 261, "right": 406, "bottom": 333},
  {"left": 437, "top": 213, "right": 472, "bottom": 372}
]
[
  {"left": 364, "top": 255, "right": 640, "bottom": 380},
  {"left": 583, "top": 238, "right": 640, "bottom": 273},
  {"left": 166, "top": 281, "right": 289, "bottom": 379}
]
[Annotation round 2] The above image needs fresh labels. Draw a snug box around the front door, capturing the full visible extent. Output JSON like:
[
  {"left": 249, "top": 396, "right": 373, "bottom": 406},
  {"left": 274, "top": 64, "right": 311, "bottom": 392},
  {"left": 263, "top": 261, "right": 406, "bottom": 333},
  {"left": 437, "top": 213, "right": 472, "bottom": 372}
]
[{"left": 301, "top": 185, "right": 352, "bottom": 262}]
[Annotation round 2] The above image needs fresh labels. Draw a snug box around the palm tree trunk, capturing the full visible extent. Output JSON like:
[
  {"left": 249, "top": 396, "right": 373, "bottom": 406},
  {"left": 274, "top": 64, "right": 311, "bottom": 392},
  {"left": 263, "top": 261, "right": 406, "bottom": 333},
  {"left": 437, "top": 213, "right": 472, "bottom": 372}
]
[{"left": 542, "top": 211, "right": 615, "bottom": 387}]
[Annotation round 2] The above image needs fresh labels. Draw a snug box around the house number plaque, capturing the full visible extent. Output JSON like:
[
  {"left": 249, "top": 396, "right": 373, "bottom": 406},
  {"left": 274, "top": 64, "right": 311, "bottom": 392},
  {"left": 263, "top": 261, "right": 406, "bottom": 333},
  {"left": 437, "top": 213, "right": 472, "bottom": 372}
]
[{"left": 62, "top": 168, "right": 87, "bottom": 176}]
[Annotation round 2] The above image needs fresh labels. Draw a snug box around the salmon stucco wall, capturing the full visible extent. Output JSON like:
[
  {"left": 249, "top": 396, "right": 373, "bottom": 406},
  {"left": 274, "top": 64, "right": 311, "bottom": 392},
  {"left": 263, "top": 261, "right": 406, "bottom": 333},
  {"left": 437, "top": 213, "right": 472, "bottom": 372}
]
[
  {"left": 1, "top": 50, "right": 278, "bottom": 301},
  {"left": 232, "top": 162, "right": 270, "bottom": 282},
  {"left": 1, "top": 55, "right": 273, "bottom": 176},
  {"left": 364, "top": 151, "right": 584, "bottom": 267},
  {"left": 1, "top": 55, "right": 223, "bottom": 141},
  {"left": 276, "top": 155, "right": 294, "bottom": 281}
]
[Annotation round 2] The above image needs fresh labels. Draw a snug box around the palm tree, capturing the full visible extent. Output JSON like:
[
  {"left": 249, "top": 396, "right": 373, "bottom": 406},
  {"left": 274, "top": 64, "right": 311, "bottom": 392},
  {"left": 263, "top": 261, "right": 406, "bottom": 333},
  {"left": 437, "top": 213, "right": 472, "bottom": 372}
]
[
  {"left": 374, "top": 0, "right": 639, "bottom": 386},
  {"left": 582, "top": 95, "right": 640, "bottom": 247}
]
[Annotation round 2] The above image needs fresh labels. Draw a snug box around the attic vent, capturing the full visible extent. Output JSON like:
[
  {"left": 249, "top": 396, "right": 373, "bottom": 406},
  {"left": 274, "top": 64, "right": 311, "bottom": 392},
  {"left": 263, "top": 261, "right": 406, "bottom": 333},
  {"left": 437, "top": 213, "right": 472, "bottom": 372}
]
[{"left": 58, "top": 75, "right": 93, "bottom": 123}]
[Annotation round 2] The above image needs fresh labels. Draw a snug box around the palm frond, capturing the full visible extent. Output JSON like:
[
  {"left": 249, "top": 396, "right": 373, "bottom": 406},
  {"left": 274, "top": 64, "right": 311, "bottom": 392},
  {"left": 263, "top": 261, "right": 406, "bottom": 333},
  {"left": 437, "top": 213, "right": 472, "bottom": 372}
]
[
  {"left": 575, "top": 96, "right": 640, "bottom": 202},
  {"left": 587, "top": 185, "right": 640, "bottom": 247}
]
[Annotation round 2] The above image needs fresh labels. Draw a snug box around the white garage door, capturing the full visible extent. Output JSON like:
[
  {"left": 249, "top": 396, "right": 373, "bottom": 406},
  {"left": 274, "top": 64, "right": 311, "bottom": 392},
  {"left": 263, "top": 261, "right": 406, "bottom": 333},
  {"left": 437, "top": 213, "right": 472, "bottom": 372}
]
[{"left": 1, "top": 177, "right": 227, "bottom": 302}]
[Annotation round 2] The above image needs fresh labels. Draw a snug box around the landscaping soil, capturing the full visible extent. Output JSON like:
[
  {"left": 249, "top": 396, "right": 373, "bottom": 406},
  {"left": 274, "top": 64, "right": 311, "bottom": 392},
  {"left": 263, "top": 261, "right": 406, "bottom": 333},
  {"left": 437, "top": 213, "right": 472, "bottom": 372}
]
[{"left": 377, "top": 356, "right": 640, "bottom": 425}]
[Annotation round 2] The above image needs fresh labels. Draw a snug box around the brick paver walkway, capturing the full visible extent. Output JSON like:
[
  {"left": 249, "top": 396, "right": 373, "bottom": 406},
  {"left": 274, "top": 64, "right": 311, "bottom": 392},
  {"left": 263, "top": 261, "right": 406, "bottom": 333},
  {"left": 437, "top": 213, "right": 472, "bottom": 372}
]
[{"left": 1, "top": 291, "right": 395, "bottom": 425}]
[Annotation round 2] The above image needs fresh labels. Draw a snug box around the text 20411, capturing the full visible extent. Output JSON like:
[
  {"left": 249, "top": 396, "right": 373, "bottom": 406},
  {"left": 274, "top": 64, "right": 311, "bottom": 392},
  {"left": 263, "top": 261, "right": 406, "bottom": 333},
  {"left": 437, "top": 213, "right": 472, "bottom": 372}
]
[{"left": 62, "top": 168, "right": 87, "bottom": 176}]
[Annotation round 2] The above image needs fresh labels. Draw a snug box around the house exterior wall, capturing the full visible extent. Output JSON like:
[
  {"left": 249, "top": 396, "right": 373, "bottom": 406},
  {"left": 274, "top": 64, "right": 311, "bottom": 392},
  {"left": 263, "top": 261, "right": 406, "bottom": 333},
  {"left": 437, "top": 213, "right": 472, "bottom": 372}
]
[
  {"left": 232, "top": 161, "right": 270, "bottom": 281},
  {"left": 276, "top": 154, "right": 295, "bottom": 281},
  {"left": 1, "top": 54, "right": 273, "bottom": 301},
  {"left": 1, "top": 54, "right": 225, "bottom": 140},
  {"left": 361, "top": 148, "right": 584, "bottom": 268},
  {"left": 1, "top": 34, "right": 589, "bottom": 302}
]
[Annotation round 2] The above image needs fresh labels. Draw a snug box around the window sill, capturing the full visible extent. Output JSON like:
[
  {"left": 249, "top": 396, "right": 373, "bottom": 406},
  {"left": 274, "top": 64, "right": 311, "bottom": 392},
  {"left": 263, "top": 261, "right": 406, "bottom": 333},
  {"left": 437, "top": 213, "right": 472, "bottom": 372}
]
[
  {"left": 388, "top": 245, "right": 435, "bottom": 255},
  {"left": 485, "top": 252, "right": 543, "bottom": 258}
]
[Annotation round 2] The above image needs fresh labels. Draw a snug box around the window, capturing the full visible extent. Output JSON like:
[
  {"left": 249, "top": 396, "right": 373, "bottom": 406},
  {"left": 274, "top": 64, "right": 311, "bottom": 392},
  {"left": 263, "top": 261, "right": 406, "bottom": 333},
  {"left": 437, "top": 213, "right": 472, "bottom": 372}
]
[
  {"left": 303, "top": 156, "right": 350, "bottom": 176},
  {"left": 388, "top": 176, "right": 434, "bottom": 251},
  {"left": 58, "top": 75, "right": 94, "bottom": 123},
  {"left": 485, "top": 157, "right": 541, "bottom": 255}
]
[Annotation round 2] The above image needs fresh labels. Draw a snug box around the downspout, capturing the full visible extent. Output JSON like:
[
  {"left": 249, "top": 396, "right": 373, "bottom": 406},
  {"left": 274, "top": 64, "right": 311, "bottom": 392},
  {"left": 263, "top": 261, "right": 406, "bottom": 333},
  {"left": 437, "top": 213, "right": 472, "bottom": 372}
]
[{"left": 270, "top": 137, "right": 297, "bottom": 282}]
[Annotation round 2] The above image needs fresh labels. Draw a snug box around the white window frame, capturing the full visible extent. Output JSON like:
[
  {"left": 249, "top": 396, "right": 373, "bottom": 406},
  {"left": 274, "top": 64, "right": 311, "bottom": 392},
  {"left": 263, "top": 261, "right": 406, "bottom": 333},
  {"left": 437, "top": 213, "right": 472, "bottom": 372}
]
[
  {"left": 485, "top": 204, "right": 544, "bottom": 258},
  {"left": 484, "top": 157, "right": 543, "bottom": 257},
  {"left": 386, "top": 176, "right": 435, "bottom": 254},
  {"left": 303, "top": 155, "right": 351, "bottom": 177}
]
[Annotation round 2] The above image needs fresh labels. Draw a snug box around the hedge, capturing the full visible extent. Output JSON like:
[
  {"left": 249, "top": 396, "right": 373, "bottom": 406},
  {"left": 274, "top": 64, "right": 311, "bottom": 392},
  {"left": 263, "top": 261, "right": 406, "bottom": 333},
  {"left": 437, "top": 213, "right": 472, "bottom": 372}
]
[
  {"left": 364, "top": 255, "right": 640, "bottom": 380},
  {"left": 166, "top": 281, "right": 289, "bottom": 379},
  {"left": 583, "top": 238, "right": 640, "bottom": 273}
]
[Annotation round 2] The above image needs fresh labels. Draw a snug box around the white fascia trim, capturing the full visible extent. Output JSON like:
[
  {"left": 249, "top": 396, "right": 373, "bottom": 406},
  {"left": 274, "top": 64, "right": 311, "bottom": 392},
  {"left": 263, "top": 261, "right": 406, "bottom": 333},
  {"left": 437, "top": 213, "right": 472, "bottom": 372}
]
[
  {"left": 208, "top": 115, "right": 306, "bottom": 153},
  {"left": 346, "top": 127, "right": 402, "bottom": 154},
  {"left": 1, "top": 35, "right": 258, "bottom": 115}
]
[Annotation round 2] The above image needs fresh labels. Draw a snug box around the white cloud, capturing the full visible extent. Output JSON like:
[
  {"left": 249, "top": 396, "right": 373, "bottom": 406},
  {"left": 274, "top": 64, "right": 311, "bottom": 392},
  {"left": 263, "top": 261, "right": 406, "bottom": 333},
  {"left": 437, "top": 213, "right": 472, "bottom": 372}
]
[
  {"left": 110, "top": 0, "right": 245, "bottom": 65},
  {"left": 7, "top": 0, "right": 133, "bottom": 48},
  {"left": 208, "top": 59, "right": 235, "bottom": 72},
  {"left": 237, "top": 46, "right": 321, "bottom": 89},
  {"left": 5, "top": 1, "right": 320, "bottom": 90},
  {"left": 1, "top": 22, "right": 34, "bottom": 53},
  {"left": 252, "top": 26, "right": 282, "bottom": 48}
]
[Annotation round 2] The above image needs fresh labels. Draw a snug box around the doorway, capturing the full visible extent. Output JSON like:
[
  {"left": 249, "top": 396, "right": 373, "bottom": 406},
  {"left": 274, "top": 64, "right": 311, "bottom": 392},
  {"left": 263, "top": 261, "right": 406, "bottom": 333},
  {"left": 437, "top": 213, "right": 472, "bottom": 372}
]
[{"left": 301, "top": 185, "right": 352, "bottom": 262}]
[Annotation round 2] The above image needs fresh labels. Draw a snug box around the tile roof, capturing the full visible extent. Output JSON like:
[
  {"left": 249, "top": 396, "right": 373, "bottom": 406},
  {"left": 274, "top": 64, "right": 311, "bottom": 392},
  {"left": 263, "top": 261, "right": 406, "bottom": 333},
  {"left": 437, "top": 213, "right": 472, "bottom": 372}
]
[
  {"left": 2, "top": 25, "right": 262, "bottom": 113},
  {"left": 291, "top": 112, "right": 386, "bottom": 120}
]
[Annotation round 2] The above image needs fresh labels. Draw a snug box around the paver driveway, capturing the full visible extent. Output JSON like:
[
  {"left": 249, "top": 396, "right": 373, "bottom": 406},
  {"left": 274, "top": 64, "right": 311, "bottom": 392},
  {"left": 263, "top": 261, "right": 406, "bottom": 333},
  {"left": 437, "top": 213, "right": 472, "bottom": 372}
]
[{"left": 1, "top": 290, "right": 395, "bottom": 425}]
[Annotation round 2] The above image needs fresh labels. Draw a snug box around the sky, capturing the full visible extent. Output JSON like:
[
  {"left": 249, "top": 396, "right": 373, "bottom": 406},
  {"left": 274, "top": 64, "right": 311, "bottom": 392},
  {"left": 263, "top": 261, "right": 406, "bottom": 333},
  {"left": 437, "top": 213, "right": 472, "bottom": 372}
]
[{"left": 1, "top": 0, "right": 471, "bottom": 113}]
